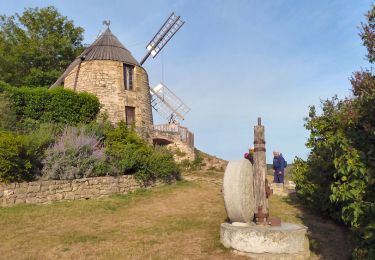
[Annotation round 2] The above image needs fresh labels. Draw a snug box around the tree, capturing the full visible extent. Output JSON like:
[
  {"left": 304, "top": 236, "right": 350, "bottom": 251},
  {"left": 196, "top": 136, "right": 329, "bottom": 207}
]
[
  {"left": 0, "top": 6, "right": 84, "bottom": 87},
  {"left": 292, "top": 4, "right": 375, "bottom": 259}
]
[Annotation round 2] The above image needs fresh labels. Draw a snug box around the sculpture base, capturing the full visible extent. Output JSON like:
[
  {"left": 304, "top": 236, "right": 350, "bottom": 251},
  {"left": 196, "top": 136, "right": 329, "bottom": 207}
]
[{"left": 220, "top": 222, "right": 310, "bottom": 260}]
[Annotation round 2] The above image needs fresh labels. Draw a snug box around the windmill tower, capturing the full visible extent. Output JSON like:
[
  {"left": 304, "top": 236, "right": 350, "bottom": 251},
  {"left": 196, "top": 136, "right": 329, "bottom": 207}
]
[
  {"left": 50, "top": 21, "right": 153, "bottom": 129},
  {"left": 50, "top": 14, "right": 195, "bottom": 161}
]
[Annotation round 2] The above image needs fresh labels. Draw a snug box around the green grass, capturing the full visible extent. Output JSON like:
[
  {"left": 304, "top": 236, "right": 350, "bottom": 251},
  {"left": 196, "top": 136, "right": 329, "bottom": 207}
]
[
  {"left": 269, "top": 193, "right": 353, "bottom": 259},
  {"left": 0, "top": 178, "right": 232, "bottom": 259},
  {"left": 0, "top": 173, "right": 353, "bottom": 259}
]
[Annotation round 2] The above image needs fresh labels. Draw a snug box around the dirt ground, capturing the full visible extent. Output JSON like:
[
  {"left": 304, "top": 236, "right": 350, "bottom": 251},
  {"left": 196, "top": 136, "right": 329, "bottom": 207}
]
[{"left": 0, "top": 171, "right": 353, "bottom": 259}]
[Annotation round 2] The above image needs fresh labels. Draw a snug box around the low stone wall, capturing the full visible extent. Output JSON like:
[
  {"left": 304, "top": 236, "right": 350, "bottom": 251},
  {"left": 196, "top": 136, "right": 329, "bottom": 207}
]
[{"left": 0, "top": 175, "right": 162, "bottom": 207}]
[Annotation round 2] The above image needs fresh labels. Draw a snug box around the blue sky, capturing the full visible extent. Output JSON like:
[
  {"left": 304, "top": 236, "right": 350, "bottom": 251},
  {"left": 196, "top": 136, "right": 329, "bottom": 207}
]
[{"left": 1, "top": 0, "right": 373, "bottom": 162}]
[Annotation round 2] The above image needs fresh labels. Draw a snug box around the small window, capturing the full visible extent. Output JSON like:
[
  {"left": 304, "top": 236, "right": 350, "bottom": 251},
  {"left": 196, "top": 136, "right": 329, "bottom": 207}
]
[
  {"left": 125, "top": 106, "right": 135, "bottom": 126},
  {"left": 123, "top": 64, "right": 134, "bottom": 90}
]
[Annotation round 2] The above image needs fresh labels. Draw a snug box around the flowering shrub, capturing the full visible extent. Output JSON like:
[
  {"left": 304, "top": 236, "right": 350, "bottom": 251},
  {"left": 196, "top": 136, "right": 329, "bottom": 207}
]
[{"left": 42, "top": 127, "right": 105, "bottom": 180}]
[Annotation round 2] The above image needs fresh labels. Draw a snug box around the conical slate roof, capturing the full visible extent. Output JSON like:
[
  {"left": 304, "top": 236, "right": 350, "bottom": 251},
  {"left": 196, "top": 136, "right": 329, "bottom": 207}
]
[
  {"left": 50, "top": 28, "right": 139, "bottom": 88},
  {"left": 80, "top": 28, "right": 139, "bottom": 65}
]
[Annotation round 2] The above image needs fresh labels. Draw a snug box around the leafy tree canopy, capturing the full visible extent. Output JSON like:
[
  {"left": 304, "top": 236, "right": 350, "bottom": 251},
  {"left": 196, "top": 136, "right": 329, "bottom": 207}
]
[{"left": 0, "top": 6, "right": 84, "bottom": 87}]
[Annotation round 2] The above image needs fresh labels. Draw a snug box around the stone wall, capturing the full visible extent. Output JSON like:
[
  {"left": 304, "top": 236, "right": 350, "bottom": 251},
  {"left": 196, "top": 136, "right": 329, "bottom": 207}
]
[
  {"left": 64, "top": 60, "right": 153, "bottom": 128},
  {"left": 167, "top": 140, "right": 196, "bottom": 162},
  {"left": 152, "top": 129, "right": 196, "bottom": 162},
  {"left": 200, "top": 155, "right": 228, "bottom": 172},
  {"left": 0, "top": 175, "right": 163, "bottom": 207}
]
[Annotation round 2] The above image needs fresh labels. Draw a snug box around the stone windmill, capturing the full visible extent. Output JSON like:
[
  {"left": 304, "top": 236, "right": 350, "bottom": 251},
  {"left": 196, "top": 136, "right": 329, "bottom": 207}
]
[{"left": 50, "top": 14, "right": 195, "bottom": 161}]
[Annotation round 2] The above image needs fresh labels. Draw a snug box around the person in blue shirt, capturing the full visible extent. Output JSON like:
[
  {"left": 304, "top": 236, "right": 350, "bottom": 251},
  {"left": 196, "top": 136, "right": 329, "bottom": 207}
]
[{"left": 272, "top": 151, "right": 287, "bottom": 183}]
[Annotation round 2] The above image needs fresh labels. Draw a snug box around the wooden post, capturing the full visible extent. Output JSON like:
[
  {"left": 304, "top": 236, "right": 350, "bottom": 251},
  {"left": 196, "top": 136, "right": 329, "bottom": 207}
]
[{"left": 253, "top": 117, "right": 268, "bottom": 224}]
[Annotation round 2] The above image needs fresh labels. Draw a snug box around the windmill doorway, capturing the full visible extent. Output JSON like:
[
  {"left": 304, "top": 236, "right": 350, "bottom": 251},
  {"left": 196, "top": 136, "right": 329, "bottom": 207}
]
[{"left": 125, "top": 106, "right": 135, "bottom": 126}]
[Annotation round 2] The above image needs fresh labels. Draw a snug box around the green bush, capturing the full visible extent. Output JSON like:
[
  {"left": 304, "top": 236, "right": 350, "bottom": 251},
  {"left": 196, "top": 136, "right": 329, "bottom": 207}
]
[
  {"left": 292, "top": 97, "right": 374, "bottom": 258},
  {"left": 178, "top": 149, "right": 204, "bottom": 172},
  {"left": 146, "top": 146, "right": 181, "bottom": 182},
  {"left": 0, "top": 94, "right": 17, "bottom": 131},
  {"left": 0, "top": 123, "right": 58, "bottom": 183},
  {"left": 24, "top": 123, "right": 60, "bottom": 172},
  {"left": 104, "top": 122, "right": 151, "bottom": 174},
  {"left": 0, "top": 81, "right": 100, "bottom": 125},
  {"left": 292, "top": 6, "right": 375, "bottom": 258},
  {"left": 0, "top": 131, "right": 34, "bottom": 182},
  {"left": 104, "top": 122, "right": 180, "bottom": 184}
]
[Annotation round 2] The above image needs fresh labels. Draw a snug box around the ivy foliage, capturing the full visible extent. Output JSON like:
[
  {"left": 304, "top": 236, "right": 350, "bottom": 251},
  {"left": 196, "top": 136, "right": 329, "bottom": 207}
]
[{"left": 292, "top": 5, "right": 375, "bottom": 259}]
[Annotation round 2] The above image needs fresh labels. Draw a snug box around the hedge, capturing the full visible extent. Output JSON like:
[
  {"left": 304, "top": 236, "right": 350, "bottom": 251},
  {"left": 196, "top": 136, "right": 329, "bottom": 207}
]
[
  {"left": 0, "top": 81, "right": 100, "bottom": 125},
  {"left": 0, "top": 131, "right": 34, "bottom": 183}
]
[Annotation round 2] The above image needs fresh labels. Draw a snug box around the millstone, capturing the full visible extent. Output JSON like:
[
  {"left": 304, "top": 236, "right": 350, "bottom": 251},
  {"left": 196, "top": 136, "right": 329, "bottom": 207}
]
[
  {"left": 223, "top": 159, "right": 255, "bottom": 223},
  {"left": 220, "top": 222, "right": 310, "bottom": 259}
]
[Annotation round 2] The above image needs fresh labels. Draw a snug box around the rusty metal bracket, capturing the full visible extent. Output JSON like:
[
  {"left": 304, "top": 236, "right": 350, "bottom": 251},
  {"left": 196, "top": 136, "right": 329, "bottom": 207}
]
[
  {"left": 265, "top": 179, "right": 272, "bottom": 198},
  {"left": 268, "top": 217, "right": 281, "bottom": 226},
  {"left": 254, "top": 139, "right": 266, "bottom": 145},
  {"left": 254, "top": 205, "right": 269, "bottom": 225},
  {"left": 266, "top": 184, "right": 272, "bottom": 198},
  {"left": 254, "top": 147, "right": 266, "bottom": 152}
]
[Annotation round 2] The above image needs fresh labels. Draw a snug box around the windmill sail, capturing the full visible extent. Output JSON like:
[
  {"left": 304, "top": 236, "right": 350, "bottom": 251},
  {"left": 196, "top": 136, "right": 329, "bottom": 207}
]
[
  {"left": 140, "top": 13, "right": 184, "bottom": 65},
  {"left": 150, "top": 83, "right": 190, "bottom": 123}
]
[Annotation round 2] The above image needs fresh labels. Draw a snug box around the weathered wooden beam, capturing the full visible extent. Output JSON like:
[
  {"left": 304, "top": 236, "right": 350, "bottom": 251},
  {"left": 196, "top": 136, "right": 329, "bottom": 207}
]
[{"left": 253, "top": 117, "right": 268, "bottom": 224}]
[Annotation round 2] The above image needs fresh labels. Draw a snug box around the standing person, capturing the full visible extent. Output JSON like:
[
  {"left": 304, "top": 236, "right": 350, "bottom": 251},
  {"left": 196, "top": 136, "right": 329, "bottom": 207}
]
[
  {"left": 278, "top": 153, "right": 287, "bottom": 183},
  {"left": 273, "top": 151, "right": 287, "bottom": 183}
]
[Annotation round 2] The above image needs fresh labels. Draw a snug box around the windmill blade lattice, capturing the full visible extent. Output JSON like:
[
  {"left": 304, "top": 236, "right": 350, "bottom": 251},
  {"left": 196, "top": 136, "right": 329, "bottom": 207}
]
[
  {"left": 150, "top": 83, "right": 190, "bottom": 123},
  {"left": 140, "top": 13, "right": 184, "bottom": 65}
]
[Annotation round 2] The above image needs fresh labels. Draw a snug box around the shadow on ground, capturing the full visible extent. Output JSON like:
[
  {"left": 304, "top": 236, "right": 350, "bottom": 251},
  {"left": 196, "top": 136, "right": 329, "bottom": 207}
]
[{"left": 283, "top": 194, "right": 353, "bottom": 260}]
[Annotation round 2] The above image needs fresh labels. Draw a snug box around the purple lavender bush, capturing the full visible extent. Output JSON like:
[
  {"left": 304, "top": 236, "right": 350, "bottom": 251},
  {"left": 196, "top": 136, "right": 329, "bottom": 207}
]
[{"left": 42, "top": 126, "right": 105, "bottom": 180}]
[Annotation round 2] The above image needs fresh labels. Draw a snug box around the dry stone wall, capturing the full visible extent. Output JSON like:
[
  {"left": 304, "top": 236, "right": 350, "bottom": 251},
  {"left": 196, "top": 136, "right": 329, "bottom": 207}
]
[
  {"left": 152, "top": 130, "right": 195, "bottom": 162},
  {"left": 168, "top": 140, "right": 195, "bottom": 162},
  {"left": 0, "top": 175, "right": 163, "bottom": 207}
]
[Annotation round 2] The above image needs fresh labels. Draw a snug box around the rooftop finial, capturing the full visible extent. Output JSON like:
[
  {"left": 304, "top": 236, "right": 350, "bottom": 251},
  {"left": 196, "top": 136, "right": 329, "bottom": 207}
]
[{"left": 103, "top": 20, "right": 111, "bottom": 29}]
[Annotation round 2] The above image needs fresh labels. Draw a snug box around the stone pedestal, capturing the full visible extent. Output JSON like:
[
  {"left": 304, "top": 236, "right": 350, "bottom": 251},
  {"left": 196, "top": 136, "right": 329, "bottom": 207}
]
[{"left": 220, "top": 222, "right": 310, "bottom": 260}]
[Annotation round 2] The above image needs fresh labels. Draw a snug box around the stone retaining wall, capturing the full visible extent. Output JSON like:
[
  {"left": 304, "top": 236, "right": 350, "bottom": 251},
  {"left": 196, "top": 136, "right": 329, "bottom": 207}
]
[{"left": 0, "top": 175, "right": 161, "bottom": 207}]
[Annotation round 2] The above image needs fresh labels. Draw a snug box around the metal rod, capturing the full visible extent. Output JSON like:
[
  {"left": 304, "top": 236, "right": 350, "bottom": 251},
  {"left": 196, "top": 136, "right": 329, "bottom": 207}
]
[{"left": 140, "top": 52, "right": 151, "bottom": 65}]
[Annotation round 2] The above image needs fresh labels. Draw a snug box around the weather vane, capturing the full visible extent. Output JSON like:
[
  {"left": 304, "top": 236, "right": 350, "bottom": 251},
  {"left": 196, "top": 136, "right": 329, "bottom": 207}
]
[{"left": 102, "top": 20, "right": 111, "bottom": 28}]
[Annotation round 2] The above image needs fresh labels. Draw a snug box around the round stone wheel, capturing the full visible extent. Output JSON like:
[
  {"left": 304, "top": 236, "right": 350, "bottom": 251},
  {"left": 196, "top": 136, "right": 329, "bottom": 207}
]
[
  {"left": 223, "top": 159, "right": 255, "bottom": 223},
  {"left": 220, "top": 222, "right": 310, "bottom": 259}
]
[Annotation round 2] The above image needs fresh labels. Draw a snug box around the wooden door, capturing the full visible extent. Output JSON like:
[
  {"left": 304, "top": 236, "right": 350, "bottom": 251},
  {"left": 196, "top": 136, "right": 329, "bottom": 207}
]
[{"left": 125, "top": 106, "right": 135, "bottom": 126}]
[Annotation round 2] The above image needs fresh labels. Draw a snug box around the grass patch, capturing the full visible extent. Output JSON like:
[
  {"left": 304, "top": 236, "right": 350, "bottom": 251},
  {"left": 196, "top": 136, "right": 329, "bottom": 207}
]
[
  {"left": 61, "top": 232, "right": 104, "bottom": 245},
  {"left": 0, "top": 172, "right": 353, "bottom": 259},
  {"left": 269, "top": 193, "right": 353, "bottom": 259},
  {"left": 138, "top": 217, "right": 207, "bottom": 236}
]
